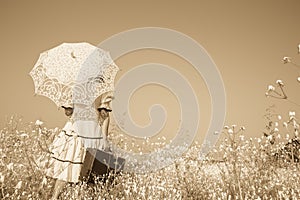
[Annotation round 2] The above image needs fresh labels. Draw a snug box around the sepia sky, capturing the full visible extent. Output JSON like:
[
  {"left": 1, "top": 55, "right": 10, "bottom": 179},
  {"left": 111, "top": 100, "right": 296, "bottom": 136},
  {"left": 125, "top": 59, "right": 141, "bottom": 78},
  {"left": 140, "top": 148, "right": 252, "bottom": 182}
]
[{"left": 1, "top": 0, "right": 300, "bottom": 143}]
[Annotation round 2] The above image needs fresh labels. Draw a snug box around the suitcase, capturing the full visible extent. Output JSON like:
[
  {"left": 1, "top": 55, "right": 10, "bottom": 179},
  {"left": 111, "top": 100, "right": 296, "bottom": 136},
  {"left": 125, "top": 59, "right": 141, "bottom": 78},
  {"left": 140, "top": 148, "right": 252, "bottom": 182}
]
[{"left": 80, "top": 148, "right": 125, "bottom": 181}]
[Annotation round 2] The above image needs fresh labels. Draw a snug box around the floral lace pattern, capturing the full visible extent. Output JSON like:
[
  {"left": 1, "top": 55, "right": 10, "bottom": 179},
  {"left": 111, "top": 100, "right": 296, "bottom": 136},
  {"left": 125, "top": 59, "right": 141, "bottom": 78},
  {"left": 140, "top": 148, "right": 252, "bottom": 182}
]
[
  {"left": 30, "top": 43, "right": 119, "bottom": 107},
  {"left": 71, "top": 103, "right": 99, "bottom": 122}
]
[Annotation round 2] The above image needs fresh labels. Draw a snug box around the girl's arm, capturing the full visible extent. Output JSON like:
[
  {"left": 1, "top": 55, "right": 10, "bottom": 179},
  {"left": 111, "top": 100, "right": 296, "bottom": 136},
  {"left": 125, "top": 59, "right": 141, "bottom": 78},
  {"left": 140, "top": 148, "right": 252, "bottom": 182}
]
[{"left": 101, "top": 113, "right": 110, "bottom": 137}]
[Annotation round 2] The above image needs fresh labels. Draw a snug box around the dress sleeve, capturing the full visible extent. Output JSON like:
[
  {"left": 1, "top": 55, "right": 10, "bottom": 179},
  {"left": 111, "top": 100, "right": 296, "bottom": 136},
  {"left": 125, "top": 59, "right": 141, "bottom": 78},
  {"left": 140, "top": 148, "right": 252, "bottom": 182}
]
[{"left": 96, "top": 91, "right": 114, "bottom": 111}]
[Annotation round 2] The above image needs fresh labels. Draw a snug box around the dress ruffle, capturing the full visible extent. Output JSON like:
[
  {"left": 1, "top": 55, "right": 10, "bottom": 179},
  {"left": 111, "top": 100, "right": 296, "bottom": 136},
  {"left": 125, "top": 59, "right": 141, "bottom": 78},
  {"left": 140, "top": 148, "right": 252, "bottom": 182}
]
[
  {"left": 46, "top": 122, "right": 85, "bottom": 183},
  {"left": 73, "top": 120, "right": 107, "bottom": 149}
]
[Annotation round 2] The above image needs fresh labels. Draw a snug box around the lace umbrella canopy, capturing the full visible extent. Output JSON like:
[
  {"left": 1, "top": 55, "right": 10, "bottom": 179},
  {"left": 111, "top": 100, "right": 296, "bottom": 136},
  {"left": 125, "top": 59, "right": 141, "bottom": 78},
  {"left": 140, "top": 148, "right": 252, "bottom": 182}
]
[{"left": 29, "top": 42, "right": 119, "bottom": 107}]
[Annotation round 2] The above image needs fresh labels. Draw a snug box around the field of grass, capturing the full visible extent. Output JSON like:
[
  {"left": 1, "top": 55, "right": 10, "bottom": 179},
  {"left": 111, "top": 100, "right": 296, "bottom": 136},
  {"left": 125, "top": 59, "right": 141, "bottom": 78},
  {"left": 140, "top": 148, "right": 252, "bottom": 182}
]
[{"left": 0, "top": 114, "right": 300, "bottom": 200}]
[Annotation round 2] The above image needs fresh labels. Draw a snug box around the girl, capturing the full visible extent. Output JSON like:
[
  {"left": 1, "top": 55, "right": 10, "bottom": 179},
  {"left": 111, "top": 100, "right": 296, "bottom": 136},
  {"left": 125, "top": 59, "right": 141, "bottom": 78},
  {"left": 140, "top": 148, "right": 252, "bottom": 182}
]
[{"left": 48, "top": 92, "right": 113, "bottom": 199}]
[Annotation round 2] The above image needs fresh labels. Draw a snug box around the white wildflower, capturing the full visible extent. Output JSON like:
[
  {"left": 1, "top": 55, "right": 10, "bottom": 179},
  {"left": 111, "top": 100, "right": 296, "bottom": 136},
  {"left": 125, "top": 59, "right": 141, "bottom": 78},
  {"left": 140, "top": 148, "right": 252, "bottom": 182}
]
[
  {"left": 297, "top": 77, "right": 300, "bottom": 83},
  {"left": 257, "top": 138, "right": 261, "bottom": 143},
  {"left": 282, "top": 56, "right": 291, "bottom": 64},
  {"left": 35, "top": 119, "right": 43, "bottom": 126},
  {"left": 289, "top": 111, "right": 296, "bottom": 117},
  {"left": 7, "top": 163, "right": 13, "bottom": 170},
  {"left": 267, "top": 85, "right": 275, "bottom": 91},
  {"left": 41, "top": 176, "right": 47, "bottom": 186},
  {"left": 240, "top": 126, "right": 246, "bottom": 131},
  {"left": 267, "top": 135, "right": 273, "bottom": 141},
  {"left": 20, "top": 133, "right": 28, "bottom": 138},
  {"left": 240, "top": 135, "right": 245, "bottom": 141},
  {"left": 228, "top": 129, "right": 233, "bottom": 134},
  {"left": 277, "top": 134, "right": 281, "bottom": 139},
  {"left": 276, "top": 80, "right": 284, "bottom": 86},
  {"left": 274, "top": 122, "right": 279, "bottom": 127},
  {"left": 274, "top": 127, "right": 279, "bottom": 132},
  {"left": 278, "top": 115, "right": 282, "bottom": 120},
  {"left": 286, "top": 134, "right": 290, "bottom": 139},
  {"left": 0, "top": 173, "right": 4, "bottom": 183},
  {"left": 298, "top": 44, "right": 300, "bottom": 54},
  {"left": 265, "top": 92, "right": 270, "bottom": 97},
  {"left": 283, "top": 122, "right": 288, "bottom": 127},
  {"left": 15, "top": 181, "right": 22, "bottom": 189}
]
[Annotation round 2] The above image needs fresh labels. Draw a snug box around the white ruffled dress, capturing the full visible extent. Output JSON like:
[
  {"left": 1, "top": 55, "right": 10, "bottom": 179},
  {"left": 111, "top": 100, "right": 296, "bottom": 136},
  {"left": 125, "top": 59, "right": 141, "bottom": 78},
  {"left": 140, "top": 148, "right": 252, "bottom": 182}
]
[{"left": 47, "top": 92, "right": 112, "bottom": 183}]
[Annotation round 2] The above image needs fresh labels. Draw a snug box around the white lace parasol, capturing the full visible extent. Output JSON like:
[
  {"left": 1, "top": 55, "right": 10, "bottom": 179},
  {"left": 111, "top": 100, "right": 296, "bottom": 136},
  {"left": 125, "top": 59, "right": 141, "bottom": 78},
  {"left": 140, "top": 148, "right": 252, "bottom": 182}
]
[{"left": 29, "top": 42, "right": 119, "bottom": 107}]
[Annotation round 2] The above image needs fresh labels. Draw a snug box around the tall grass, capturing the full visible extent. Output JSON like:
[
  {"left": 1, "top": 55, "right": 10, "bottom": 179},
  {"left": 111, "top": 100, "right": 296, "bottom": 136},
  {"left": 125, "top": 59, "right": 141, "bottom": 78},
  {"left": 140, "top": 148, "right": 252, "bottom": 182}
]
[{"left": 0, "top": 115, "right": 299, "bottom": 199}]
